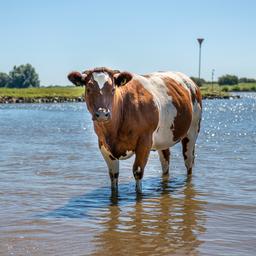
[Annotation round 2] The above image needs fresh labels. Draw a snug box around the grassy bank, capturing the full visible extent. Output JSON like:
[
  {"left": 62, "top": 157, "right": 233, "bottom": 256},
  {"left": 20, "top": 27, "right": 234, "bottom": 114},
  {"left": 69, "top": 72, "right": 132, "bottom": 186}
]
[
  {"left": 202, "top": 83, "right": 256, "bottom": 92},
  {"left": 200, "top": 84, "right": 229, "bottom": 98},
  {"left": 219, "top": 83, "right": 256, "bottom": 92},
  {"left": 0, "top": 85, "right": 242, "bottom": 103},
  {"left": 0, "top": 86, "right": 84, "bottom": 98}
]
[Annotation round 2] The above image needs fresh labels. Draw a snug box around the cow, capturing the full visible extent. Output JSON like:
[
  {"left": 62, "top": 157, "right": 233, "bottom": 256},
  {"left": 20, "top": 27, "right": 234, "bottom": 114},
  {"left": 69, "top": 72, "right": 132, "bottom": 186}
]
[{"left": 68, "top": 67, "right": 202, "bottom": 193}]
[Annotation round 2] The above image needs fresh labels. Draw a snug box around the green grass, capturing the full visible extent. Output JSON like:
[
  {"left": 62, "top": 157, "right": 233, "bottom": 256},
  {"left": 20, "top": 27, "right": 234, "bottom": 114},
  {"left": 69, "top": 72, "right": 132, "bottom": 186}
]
[
  {"left": 202, "top": 83, "right": 256, "bottom": 93},
  {"left": 2, "top": 83, "right": 254, "bottom": 101},
  {"left": 220, "top": 83, "right": 256, "bottom": 92},
  {"left": 0, "top": 86, "right": 84, "bottom": 99},
  {"left": 200, "top": 84, "right": 230, "bottom": 97}
]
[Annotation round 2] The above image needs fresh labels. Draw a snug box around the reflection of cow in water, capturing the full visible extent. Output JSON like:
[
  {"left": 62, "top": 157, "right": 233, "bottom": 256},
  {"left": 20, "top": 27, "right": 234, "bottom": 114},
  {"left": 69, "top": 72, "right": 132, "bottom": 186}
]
[
  {"left": 68, "top": 67, "right": 202, "bottom": 193},
  {"left": 91, "top": 178, "right": 206, "bottom": 256}
]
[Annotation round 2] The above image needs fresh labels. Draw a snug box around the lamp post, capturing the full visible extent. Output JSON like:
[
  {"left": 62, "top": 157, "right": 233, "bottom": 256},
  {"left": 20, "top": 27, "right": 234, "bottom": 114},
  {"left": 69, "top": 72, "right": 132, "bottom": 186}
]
[
  {"left": 211, "top": 69, "right": 215, "bottom": 92},
  {"left": 197, "top": 38, "right": 204, "bottom": 80}
]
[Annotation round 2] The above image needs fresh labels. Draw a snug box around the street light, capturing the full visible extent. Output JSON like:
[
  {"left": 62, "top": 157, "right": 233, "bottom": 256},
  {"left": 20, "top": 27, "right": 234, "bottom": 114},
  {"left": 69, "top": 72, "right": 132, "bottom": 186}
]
[
  {"left": 211, "top": 69, "right": 215, "bottom": 92},
  {"left": 197, "top": 38, "right": 204, "bottom": 79}
]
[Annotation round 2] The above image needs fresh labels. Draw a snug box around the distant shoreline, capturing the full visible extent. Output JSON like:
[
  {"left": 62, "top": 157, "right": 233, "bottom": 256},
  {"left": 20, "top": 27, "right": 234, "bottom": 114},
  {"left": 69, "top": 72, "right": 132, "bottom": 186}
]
[
  {"left": 0, "top": 86, "right": 247, "bottom": 104},
  {"left": 0, "top": 94, "right": 241, "bottom": 104},
  {"left": 0, "top": 96, "right": 84, "bottom": 104}
]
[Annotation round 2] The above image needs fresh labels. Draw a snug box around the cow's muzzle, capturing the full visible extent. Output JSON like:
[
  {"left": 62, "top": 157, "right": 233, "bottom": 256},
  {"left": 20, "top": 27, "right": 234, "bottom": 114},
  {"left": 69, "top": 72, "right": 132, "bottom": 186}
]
[{"left": 93, "top": 108, "right": 111, "bottom": 122}]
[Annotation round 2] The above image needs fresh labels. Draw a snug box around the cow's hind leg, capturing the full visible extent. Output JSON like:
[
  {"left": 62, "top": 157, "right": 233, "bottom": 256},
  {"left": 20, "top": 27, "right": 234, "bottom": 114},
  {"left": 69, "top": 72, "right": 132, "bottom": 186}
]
[
  {"left": 100, "top": 144, "right": 119, "bottom": 191},
  {"left": 182, "top": 110, "right": 201, "bottom": 176},
  {"left": 158, "top": 149, "right": 170, "bottom": 175},
  {"left": 182, "top": 137, "right": 195, "bottom": 175}
]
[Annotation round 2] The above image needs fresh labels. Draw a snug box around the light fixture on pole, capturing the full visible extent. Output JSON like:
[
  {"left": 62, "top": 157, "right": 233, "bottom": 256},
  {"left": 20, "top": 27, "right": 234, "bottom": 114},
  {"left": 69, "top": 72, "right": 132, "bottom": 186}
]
[{"left": 197, "top": 38, "right": 204, "bottom": 80}]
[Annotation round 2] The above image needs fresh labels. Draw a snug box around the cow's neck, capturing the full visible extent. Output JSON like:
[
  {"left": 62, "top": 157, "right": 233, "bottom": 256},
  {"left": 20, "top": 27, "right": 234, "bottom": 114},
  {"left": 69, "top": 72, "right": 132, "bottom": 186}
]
[{"left": 95, "top": 88, "right": 124, "bottom": 147}]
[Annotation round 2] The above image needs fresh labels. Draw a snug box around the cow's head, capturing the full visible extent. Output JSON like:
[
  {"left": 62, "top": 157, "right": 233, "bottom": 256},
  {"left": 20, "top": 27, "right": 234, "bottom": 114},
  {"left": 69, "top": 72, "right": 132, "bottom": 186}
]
[{"left": 68, "top": 67, "right": 132, "bottom": 122}]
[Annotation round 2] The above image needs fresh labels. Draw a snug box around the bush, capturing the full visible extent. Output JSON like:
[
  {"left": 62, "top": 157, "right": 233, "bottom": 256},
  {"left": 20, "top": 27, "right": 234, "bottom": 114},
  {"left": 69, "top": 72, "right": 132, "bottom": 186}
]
[
  {"left": 0, "top": 72, "right": 9, "bottom": 87},
  {"left": 218, "top": 74, "right": 238, "bottom": 85},
  {"left": 250, "top": 85, "right": 256, "bottom": 91},
  {"left": 232, "top": 85, "right": 240, "bottom": 91},
  {"left": 222, "top": 86, "right": 229, "bottom": 92},
  {"left": 190, "top": 77, "right": 206, "bottom": 87}
]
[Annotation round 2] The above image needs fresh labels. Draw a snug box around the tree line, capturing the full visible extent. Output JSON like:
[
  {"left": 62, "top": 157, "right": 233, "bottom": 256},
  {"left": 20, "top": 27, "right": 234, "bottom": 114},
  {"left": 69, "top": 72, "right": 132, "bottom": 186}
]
[
  {"left": 191, "top": 74, "right": 256, "bottom": 87},
  {"left": 0, "top": 64, "right": 40, "bottom": 88}
]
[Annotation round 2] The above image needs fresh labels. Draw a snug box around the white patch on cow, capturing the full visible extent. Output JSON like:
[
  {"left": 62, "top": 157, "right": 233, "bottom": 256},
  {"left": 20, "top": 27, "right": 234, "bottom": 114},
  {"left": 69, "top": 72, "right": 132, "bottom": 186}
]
[
  {"left": 136, "top": 167, "right": 141, "bottom": 173},
  {"left": 174, "top": 72, "right": 197, "bottom": 93},
  {"left": 101, "top": 145, "right": 133, "bottom": 161},
  {"left": 152, "top": 71, "right": 198, "bottom": 99},
  {"left": 81, "top": 73, "right": 87, "bottom": 81},
  {"left": 183, "top": 100, "right": 202, "bottom": 172},
  {"left": 100, "top": 145, "right": 119, "bottom": 179},
  {"left": 92, "top": 72, "right": 109, "bottom": 89},
  {"left": 119, "top": 150, "right": 134, "bottom": 160},
  {"left": 134, "top": 74, "right": 177, "bottom": 150}
]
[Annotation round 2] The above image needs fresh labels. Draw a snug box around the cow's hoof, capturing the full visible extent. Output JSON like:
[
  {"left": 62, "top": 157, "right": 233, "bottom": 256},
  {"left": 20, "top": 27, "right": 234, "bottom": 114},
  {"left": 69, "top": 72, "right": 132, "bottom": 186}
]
[
  {"left": 187, "top": 168, "right": 192, "bottom": 176},
  {"left": 111, "top": 178, "right": 118, "bottom": 189},
  {"left": 135, "top": 180, "right": 142, "bottom": 194}
]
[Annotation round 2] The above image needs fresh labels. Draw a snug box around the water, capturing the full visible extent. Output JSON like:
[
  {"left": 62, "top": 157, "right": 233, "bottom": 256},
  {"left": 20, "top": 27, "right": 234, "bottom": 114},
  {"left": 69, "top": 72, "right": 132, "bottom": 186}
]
[{"left": 0, "top": 93, "right": 256, "bottom": 256}]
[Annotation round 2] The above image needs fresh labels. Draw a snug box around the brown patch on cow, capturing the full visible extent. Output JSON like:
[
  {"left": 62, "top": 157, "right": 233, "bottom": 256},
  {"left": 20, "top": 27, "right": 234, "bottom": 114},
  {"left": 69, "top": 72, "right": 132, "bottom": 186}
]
[
  {"left": 161, "top": 149, "right": 170, "bottom": 163},
  {"left": 98, "top": 140, "right": 103, "bottom": 148},
  {"left": 195, "top": 87, "right": 202, "bottom": 108},
  {"left": 190, "top": 86, "right": 202, "bottom": 109},
  {"left": 163, "top": 77, "right": 193, "bottom": 141},
  {"left": 94, "top": 79, "right": 159, "bottom": 159},
  {"left": 182, "top": 137, "right": 189, "bottom": 160}
]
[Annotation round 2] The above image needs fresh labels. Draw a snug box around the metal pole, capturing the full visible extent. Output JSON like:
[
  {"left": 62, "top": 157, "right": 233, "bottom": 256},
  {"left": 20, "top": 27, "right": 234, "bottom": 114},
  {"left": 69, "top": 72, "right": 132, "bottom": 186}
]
[
  {"left": 212, "top": 69, "right": 215, "bottom": 92},
  {"left": 197, "top": 38, "right": 204, "bottom": 79}
]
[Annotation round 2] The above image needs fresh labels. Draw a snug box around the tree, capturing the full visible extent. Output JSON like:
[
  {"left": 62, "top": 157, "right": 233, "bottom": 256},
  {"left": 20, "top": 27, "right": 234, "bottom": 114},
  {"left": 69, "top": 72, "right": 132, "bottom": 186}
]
[
  {"left": 218, "top": 74, "right": 238, "bottom": 85},
  {"left": 239, "top": 77, "right": 256, "bottom": 83},
  {"left": 0, "top": 72, "right": 9, "bottom": 87},
  {"left": 8, "top": 64, "right": 40, "bottom": 88},
  {"left": 190, "top": 77, "right": 206, "bottom": 87}
]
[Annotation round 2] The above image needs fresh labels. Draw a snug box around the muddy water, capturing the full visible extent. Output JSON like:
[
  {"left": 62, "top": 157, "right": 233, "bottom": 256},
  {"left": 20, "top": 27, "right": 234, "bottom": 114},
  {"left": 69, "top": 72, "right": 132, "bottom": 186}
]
[{"left": 0, "top": 93, "right": 256, "bottom": 256}]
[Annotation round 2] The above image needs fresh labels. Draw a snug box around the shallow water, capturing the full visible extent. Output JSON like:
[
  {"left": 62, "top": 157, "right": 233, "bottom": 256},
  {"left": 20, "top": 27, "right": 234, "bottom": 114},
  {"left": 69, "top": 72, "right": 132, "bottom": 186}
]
[{"left": 0, "top": 93, "right": 256, "bottom": 256}]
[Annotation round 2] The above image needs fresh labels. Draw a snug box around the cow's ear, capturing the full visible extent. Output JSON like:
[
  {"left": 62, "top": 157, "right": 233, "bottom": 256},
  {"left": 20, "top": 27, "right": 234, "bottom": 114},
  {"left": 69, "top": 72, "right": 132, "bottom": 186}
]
[
  {"left": 68, "top": 71, "right": 87, "bottom": 86},
  {"left": 114, "top": 72, "right": 133, "bottom": 87}
]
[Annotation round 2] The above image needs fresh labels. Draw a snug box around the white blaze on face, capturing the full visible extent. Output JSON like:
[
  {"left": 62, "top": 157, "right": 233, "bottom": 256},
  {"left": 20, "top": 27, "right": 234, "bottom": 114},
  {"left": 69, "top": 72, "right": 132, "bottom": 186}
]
[{"left": 92, "top": 72, "right": 110, "bottom": 89}]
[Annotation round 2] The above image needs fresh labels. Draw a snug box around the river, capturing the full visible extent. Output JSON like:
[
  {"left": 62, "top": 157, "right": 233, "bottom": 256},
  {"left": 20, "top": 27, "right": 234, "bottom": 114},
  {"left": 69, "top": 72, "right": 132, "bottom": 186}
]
[{"left": 0, "top": 93, "right": 255, "bottom": 255}]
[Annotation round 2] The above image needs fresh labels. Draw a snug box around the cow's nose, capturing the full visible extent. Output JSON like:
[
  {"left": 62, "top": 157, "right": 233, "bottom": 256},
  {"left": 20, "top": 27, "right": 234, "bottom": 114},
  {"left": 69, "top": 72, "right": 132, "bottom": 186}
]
[{"left": 94, "top": 108, "right": 111, "bottom": 122}]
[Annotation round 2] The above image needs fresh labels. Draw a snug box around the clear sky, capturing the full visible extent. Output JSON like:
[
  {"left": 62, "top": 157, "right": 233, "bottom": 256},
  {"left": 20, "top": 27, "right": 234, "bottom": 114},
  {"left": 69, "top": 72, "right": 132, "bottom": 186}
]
[{"left": 0, "top": 0, "right": 255, "bottom": 85}]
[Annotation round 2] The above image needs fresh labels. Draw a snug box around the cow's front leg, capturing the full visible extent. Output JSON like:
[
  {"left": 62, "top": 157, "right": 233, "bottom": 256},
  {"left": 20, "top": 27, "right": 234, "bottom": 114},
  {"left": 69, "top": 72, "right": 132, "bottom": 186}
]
[
  {"left": 100, "top": 144, "right": 119, "bottom": 191},
  {"left": 133, "top": 136, "right": 152, "bottom": 193}
]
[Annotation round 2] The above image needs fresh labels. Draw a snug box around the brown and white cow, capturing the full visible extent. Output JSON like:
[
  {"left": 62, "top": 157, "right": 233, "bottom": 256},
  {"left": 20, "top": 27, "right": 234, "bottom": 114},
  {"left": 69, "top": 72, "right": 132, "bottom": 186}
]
[{"left": 68, "top": 67, "right": 202, "bottom": 193}]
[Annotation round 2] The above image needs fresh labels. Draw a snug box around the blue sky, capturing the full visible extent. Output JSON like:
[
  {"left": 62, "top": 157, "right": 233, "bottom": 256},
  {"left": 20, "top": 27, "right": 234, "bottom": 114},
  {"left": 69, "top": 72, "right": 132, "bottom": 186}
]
[{"left": 0, "top": 0, "right": 255, "bottom": 85}]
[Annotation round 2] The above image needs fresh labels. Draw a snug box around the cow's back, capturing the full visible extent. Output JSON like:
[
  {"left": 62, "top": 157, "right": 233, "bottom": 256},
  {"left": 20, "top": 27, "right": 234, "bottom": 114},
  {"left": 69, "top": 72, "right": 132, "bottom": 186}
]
[{"left": 134, "top": 71, "right": 201, "bottom": 150}]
